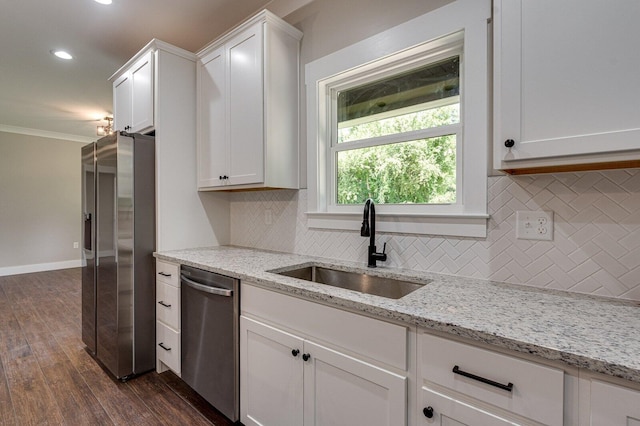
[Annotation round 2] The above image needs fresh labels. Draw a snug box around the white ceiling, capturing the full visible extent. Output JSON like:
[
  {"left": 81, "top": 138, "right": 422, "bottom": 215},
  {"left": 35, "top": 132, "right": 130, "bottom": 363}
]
[{"left": 0, "top": 0, "right": 284, "bottom": 141}]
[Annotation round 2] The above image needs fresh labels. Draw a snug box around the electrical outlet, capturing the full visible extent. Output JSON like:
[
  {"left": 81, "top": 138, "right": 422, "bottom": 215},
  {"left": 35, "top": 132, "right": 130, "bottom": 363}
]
[
  {"left": 516, "top": 211, "right": 553, "bottom": 241},
  {"left": 73, "top": 241, "right": 79, "bottom": 249}
]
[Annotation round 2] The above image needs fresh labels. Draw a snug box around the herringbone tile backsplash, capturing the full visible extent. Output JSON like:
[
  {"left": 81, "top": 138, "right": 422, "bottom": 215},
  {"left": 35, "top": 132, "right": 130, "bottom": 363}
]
[{"left": 230, "top": 170, "right": 640, "bottom": 301}]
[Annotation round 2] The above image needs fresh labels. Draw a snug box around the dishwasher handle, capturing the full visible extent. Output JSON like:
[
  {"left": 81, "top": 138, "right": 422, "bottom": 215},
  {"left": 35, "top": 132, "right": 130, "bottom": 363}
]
[{"left": 181, "top": 275, "right": 233, "bottom": 297}]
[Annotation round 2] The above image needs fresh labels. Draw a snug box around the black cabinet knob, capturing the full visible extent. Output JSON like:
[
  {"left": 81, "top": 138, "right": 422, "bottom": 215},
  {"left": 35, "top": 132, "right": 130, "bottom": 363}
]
[
  {"left": 423, "top": 406, "right": 434, "bottom": 418},
  {"left": 504, "top": 139, "right": 515, "bottom": 148},
  {"left": 302, "top": 353, "right": 311, "bottom": 361},
  {"left": 219, "top": 175, "right": 223, "bottom": 180},
  {"left": 291, "top": 349, "right": 300, "bottom": 357}
]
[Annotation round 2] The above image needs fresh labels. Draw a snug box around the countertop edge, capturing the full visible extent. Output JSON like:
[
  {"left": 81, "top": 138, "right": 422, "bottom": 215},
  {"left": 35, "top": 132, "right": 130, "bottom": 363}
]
[{"left": 154, "top": 248, "right": 640, "bottom": 384}]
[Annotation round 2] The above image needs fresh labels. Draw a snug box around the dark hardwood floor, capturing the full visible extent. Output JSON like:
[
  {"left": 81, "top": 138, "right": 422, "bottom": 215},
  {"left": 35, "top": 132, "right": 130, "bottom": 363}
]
[{"left": 0, "top": 268, "right": 234, "bottom": 425}]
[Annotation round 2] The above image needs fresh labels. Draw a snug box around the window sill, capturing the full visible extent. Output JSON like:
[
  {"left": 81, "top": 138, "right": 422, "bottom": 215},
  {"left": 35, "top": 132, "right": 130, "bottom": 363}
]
[{"left": 306, "top": 212, "right": 489, "bottom": 238}]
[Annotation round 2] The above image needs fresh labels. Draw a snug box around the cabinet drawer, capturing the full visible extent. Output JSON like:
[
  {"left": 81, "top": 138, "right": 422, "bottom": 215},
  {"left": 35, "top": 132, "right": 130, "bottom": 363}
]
[
  {"left": 242, "top": 283, "right": 407, "bottom": 370},
  {"left": 419, "top": 333, "right": 563, "bottom": 426},
  {"left": 157, "top": 321, "right": 180, "bottom": 375},
  {"left": 420, "top": 387, "right": 518, "bottom": 425},
  {"left": 156, "top": 260, "right": 179, "bottom": 287},
  {"left": 156, "top": 281, "right": 180, "bottom": 330}
]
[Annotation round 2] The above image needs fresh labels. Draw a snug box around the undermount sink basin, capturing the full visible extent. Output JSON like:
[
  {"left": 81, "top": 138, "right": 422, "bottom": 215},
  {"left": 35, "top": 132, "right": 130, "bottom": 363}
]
[{"left": 275, "top": 265, "right": 428, "bottom": 299}]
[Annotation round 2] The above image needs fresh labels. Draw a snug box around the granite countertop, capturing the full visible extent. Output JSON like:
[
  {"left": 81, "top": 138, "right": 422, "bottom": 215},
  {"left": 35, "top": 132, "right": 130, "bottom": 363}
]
[{"left": 155, "top": 245, "right": 640, "bottom": 384}]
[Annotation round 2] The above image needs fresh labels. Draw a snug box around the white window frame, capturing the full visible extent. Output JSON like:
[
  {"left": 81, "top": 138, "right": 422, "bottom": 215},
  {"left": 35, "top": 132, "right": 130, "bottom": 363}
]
[{"left": 305, "top": 0, "right": 491, "bottom": 237}]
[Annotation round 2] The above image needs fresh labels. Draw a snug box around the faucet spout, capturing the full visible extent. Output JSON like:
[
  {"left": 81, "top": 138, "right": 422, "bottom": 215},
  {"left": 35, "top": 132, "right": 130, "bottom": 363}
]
[
  {"left": 361, "top": 199, "right": 372, "bottom": 237},
  {"left": 361, "top": 199, "right": 387, "bottom": 267}
]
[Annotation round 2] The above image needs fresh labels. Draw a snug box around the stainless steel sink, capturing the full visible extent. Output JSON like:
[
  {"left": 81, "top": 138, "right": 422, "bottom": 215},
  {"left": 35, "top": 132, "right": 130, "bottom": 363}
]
[{"left": 275, "top": 265, "right": 427, "bottom": 299}]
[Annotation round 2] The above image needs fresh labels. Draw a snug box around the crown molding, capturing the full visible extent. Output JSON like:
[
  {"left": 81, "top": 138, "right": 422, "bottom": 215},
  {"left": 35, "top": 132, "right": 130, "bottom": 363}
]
[{"left": 0, "top": 124, "right": 94, "bottom": 144}]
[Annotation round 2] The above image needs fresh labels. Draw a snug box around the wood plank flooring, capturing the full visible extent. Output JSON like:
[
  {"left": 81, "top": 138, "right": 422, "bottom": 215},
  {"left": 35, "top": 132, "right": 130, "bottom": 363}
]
[{"left": 0, "top": 268, "right": 234, "bottom": 426}]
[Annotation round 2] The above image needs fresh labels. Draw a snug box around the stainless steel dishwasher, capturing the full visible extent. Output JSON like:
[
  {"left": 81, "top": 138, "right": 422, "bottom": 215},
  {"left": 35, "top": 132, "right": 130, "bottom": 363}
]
[{"left": 180, "top": 265, "right": 239, "bottom": 422}]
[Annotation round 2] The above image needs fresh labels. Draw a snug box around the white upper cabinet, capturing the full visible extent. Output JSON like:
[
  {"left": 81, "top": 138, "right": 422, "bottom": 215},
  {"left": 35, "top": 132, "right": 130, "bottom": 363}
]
[
  {"left": 196, "top": 10, "right": 302, "bottom": 191},
  {"left": 129, "top": 52, "right": 154, "bottom": 133},
  {"left": 227, "top": 25, "right": 264, "bottom": 187},
  {"left": 113, "top": 73, "right": 131, "bottom": 133},
  {"left": 493, "top": 0, "right": 640, "bottom": 173},
  {"left": 109, "top": 40, "right": 224, "bottom": 251},
  {"left": 198, "top": 46, "right": 227, "bottom": 188},
  {"left": 112, "top": 51, "right": 154, "bottom": 134}
]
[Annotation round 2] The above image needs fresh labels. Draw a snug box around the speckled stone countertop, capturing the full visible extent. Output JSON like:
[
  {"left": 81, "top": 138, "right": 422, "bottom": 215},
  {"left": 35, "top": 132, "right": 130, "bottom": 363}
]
[{"left": 155, "top": 246, "right": 640, "bottom": 384}]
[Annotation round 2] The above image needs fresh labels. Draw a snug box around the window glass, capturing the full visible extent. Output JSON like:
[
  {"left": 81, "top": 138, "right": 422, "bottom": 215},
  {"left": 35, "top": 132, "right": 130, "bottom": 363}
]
[
  {"left": 333, "top": 56, "right": 460, "bottom": 206},
  {"left": 337, "top": 56, "right": 460, "bottom": 130},
  {"left": 336, "top": 134, "right": 456, "bottom": 205}
]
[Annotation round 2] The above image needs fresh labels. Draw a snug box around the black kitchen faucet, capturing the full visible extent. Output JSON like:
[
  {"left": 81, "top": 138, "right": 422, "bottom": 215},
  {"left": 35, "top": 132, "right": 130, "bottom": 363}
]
[{"left": 361, "top": 198, "right": 387, "bottom": 267}]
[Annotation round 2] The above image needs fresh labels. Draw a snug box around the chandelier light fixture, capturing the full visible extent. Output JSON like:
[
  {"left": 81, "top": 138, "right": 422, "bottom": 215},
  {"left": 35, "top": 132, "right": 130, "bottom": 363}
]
[{"left": 97, "top": 117, "right": 114, "bottom": 136}]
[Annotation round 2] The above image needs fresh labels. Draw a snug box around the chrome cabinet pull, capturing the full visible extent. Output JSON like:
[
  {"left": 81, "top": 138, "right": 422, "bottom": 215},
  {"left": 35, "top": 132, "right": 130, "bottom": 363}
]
[{"left": 452, "top": 365, "right": 513, "bottom": 392}]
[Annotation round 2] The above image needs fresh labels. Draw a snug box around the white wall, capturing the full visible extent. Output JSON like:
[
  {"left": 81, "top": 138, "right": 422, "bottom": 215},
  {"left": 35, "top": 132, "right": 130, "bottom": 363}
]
[
  {"left": 227, "top": 0, "right": 640, "bottom": 301},
  {"left": 0, "top": 131, "right": 82, "bottom": 275}
]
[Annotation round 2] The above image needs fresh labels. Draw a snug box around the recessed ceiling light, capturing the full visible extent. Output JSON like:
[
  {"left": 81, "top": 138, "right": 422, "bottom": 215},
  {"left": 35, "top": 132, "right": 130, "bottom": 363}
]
[
  {"left": 95, "top": 0, "right": 112, "bottom": 4},
  {"left": 51, "top": 50, "right": 73, "bottom": 60}
]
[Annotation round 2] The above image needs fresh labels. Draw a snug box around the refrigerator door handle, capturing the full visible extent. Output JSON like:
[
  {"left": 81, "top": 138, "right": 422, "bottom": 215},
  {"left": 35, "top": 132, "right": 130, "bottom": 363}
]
[{"left": 83, "top": 213, "right": 92, "bottom": 250}]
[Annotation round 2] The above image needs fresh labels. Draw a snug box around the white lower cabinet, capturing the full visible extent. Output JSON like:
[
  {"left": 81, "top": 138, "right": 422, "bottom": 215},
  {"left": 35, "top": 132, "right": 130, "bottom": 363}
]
[
  {"left": 241, "top": 316, "right": 406, "bottom": 426},
  {"left": 590, "top": 380, "right": 640, "bottom": 425},
  {"left": 155, "top": 259, "right": 180, "bottom": 375},
  {"left": 418, "top": 332, "right": 564, "bottom": 425},
  {"left": 238, "top": 282, "right": 640, "bottom": 426},
  {"left": 240, "top": 284, "right": 408, "bottom": 426},
  {"left": 303, "top": 339, "right": 406, "bottom": 426}
]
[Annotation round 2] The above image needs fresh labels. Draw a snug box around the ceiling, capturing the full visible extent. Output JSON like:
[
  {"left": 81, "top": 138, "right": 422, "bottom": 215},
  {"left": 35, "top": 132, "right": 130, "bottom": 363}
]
[{"left": 0, "top": 0, "right": 285, "bottom": 142}]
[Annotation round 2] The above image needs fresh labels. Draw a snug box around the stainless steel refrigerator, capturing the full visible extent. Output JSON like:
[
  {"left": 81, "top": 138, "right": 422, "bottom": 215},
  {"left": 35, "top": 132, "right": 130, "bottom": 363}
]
[{"left": 81, "top": 132, "right": 156, "bottom": 380}]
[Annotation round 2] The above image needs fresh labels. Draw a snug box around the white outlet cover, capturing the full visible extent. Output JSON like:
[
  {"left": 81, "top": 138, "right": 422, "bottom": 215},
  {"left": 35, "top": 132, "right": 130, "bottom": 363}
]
[{"left": 516, "top": 211, "right": 554, "bottom": 241}]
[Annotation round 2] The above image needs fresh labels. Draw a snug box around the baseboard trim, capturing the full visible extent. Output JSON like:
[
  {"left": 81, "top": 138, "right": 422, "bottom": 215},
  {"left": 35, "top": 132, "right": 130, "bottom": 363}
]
[{"left": 0, "top": 259, "right": 83, "bottom": 277}]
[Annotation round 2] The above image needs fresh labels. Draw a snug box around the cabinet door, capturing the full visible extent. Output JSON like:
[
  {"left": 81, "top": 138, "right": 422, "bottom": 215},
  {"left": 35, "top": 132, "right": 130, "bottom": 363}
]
[
  {"left": 197, "top": 46, "right": 227, "bottom": 188},
  {"left": 590, "top": 380, "right": 640, "bottom": 425},
  {"left": 130, "top": 51, "right": 154, "bottom": 133},
  {"left": 494, "top": 0, "right": 640, "bottom": 168},
  {"left": 113, "top": 73, "right": 131, "bottom": 132},
  {"left": 227, "top": 23, "right": 264, "bottom": 186},
  {"left": 303, "top": 340, "right": 407, "bottom": 426},
  {"left": 420, "top": 387, "right": 520, "bottom": 425},
  {"left": 240, "top": 317, "right": 304, "bottom": 426}
]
